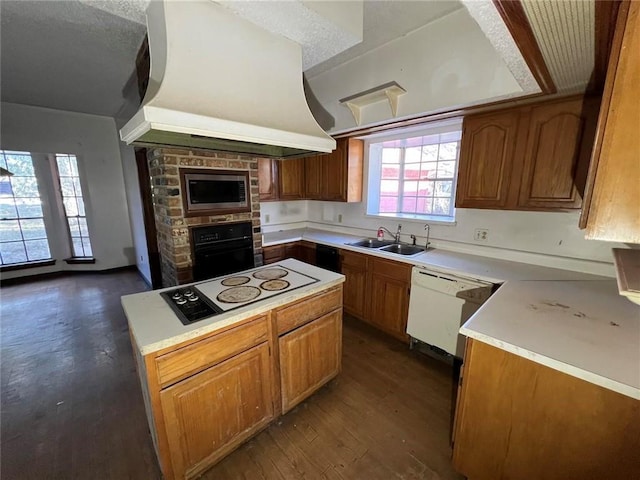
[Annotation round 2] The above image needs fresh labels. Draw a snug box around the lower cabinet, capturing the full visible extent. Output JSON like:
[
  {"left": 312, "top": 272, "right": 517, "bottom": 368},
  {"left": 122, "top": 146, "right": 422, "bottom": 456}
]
[
  {"left": 453, "top": 339, "right": 640, "bottom": 480},
  {"left": 263, "top": 241, "right": 316, "bottom": 266},
  {"left": 339, "top": 250, "right": 411, "bottom": 342},
  {"left": 134, "top": 285, "right": 343, "bottom": 480},
  {"left": 160, "top": 343, "right": 274, "bottom": 479},
  {"left": 279, "top": 310, "right": 342, "bottom": 412}
]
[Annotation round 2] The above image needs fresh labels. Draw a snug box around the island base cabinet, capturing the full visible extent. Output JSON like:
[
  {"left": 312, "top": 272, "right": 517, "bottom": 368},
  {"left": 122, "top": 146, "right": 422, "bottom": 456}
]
[
  {"left": 160, "top": 343, "right": 274, "bottom": 480},
  {"left": 453, "top": 340, "right": 640, "bottom": 480},
  {"left": 279, "top": 309, "right": 342, "bottom": 413}
]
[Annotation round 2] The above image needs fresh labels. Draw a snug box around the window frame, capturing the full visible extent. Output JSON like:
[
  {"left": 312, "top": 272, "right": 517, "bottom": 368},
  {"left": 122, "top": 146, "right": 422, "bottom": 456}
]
[{"left": 364, "top": 119, "right": 463, "bottom": 225}]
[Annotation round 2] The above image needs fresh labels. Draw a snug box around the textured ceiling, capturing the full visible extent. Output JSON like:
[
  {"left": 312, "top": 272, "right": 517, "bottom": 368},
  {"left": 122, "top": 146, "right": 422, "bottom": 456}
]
[
  {"left": 522, "top": 0, "right": 595, "bottom": 93},
  {"left": 1, "top": 0, "right": 146, "bottom": 117},
  {"left": 306, "top": 0, "right": 463, "bottom": 78}
]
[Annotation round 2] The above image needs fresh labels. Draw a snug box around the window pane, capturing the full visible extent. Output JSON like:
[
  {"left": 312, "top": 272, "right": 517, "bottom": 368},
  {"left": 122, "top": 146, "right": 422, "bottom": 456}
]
[
  {"left": 404, "top": 163, "right": 420, "bottom": 180},
  {"left": 82, "top": 237, "right": 93, "bottom": 257},
  {"left": 60, "top": 177, "right": 75, "bottom": 197},
  {"left": 73, "top": 177, "right": 82, "bottom": 195},
  {"left": 438, "top": 142, "right": 458, "bottom": 160},
  {"left": 19, "top": 218, "right": 47, "bottom": 240},
  {"left": 0, "top": 241, "right": 27, "bottom": 264},
  {"left": 380, "top": 180, "right": 399, "bottom": 195},
  {"left": 437, "top": 161, "right": 456, "bottom": 178},
  {"left": 421, "top": 162, "right": 437, "bottom": 179},
  {"left": 69, "top": 156, "right": 79, "bottom": 176},
  {"left": 422, "top": 145, "right": 438, "bottom": 161},
  {"left": 25, "top": 239, "right": 51, "bottom": 261},
  {"left": 72, "top": 237, "right": 84, "bottom": 256},
  {"left": 76, "top": 197, "right": 85, "bottom": 216},
  {"left": 418, "top": 180, "right": 435, "bottom": 197},
  {"left": 379, "top": 196, "right": 398, "bottom": 213},
  {"left": 1, "top": 198, "right": 18, "bottom": 219},
  {"left": 382, "top": 148, "right": 400, "bottom": 164},
  {"left": 56, "top": 156, "right": 72, "bottom": 176},
  {"left": 417, "top": 197, "right": 433, "bottom": 214},
  {"left": 405, "top": 147, "right": 421, "bottom": 163},
  {"left": 0, "top": 220, "right": 22, "bottom": 242},
  {"left": 435, "top": 181, "right": 453, "bottom": 197},
  {"left": 78, "top": 217, "right": 89, "bottom": 237},
  {"left": 5, "top": 154, "right": 34, "bottom": 176},
  {"left": 16, "top": 199, "right": 43, "bottom": 218},
  {"left": 68, "top": 217, "right": 80, "bottom": 236},
  {"left": 433, "top": 198, "right": 451, "bottom": 215},
  {"left": 63, "top": 197, "right": 79, "bottom": 216},
  {"left": 381, "top": 165, "right": 400, "bottom": 179},
  {"left": 403, "top": 181, "right": 418, "bottom": 195},
  {"left": 10, "top": 177, "right": 39, "bottom": 197},
  {"left": 401, "top": 197, "right": 417, "bottom": 213}
]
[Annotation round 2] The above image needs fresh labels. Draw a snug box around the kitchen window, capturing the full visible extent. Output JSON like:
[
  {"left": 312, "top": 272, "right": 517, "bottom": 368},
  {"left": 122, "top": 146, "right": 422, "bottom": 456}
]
[{"left": 366, "top": 121, "right": 462, "bottom": 223}]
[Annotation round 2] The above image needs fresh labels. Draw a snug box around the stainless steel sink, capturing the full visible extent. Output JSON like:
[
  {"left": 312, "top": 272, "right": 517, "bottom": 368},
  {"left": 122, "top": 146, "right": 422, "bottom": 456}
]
[
  {"left": 379, "top": 244, "right": 425, "bottom": 256},
  {"left": 348, "top": 238, "right": 396, "bottom": 248}
]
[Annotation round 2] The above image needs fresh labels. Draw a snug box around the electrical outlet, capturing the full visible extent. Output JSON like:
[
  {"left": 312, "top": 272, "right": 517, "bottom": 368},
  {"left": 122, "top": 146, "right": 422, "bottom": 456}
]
[
  {"left": 338, "top": 214, "right": 343, "bottom": 223},
  {"left": 474, "top": 228, "right": 489, "bottom": 242},
  {"left": 265, "top": 214, "right": 270, "bottom": 223}
]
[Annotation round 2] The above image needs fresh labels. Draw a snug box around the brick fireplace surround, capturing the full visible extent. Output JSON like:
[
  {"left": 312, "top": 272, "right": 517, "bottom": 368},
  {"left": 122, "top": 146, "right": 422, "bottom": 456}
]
[{"left": 147, "top": 148, "right": 262, "bottom": 287}]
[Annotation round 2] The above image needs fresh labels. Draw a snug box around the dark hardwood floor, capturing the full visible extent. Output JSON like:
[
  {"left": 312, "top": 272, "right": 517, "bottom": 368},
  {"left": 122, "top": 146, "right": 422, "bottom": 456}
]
[{"left": 1, "top": 271, "right": 463, "bottom": 480}]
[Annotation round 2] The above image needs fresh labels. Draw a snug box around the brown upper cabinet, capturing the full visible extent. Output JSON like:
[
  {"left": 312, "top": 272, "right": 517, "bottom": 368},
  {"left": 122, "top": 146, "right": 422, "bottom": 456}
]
[
  {"left": 258, "top": 137, "right": 364, "bottom": 203},
  {"left": 580, "top": 1, "right": 639, "bottom": 243},
  {"left": 456, "top": 96, "right": 597, "bottom": 211}
]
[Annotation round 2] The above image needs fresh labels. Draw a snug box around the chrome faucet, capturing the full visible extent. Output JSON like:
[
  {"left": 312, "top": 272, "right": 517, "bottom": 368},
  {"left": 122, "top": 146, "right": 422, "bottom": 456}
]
[
  {"left": 378, "top": 224, "right": 402, "bottom": 243},
  {"left": 424, "top": 224, "right": 431, "bottom": 250}
]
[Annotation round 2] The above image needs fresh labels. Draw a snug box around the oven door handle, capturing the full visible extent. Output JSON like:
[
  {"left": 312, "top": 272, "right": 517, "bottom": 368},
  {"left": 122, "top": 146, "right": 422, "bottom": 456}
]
[{"left": 195, "top": 235, "right": 253, "bottom": 248}]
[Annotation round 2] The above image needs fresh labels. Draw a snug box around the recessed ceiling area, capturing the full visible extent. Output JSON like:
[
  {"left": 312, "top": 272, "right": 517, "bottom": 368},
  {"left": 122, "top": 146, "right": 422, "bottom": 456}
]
[{"left": 0, "top": 0, "right": 599, "bottom": 126}]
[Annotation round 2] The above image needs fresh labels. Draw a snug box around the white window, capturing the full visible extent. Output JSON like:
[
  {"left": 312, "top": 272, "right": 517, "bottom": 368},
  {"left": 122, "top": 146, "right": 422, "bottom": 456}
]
[
  {"left": 0, "top": 151, "right": 51, "bottom": 265},
  {"left": 0, "top": 149, "right": 93, "bottom": 268},
  {"left": 366, "top": 121, "right": 462, "bottom": 223},
  {"left": 55, "top": 154, "right": 93, "bottom": 257}
]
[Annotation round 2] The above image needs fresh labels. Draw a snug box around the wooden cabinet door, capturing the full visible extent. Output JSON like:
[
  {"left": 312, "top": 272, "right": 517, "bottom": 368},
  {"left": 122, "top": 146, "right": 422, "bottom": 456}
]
[
  {"left": 518, "top": 99, "right": 585, "bottom": 209},
  {"left": 304, "top": 155, "right": 324, "bottom": 200},
  {"left": 323, "top": 141, "right": 347, "bottom": 201},
  {"left": 283, "top": 242, "right": 300, "bottom": 260},
  {"left": 160, "top": 343, "right": 274, "bottom": 480},
  {"left": 369, "top": 275, "right": 409, "bottom": 341},
  {"left": 298, "top": 241, "right": 316, "bottom": 265},
  {"left": 279, "top": 309, "right": 342, "bottom": 413},
  {"left": 262, "top": 245, "right": 284, "bottom": 264},
  {"left": 340, "top": 250, "right": 368, "bottom": 319},
  {"left": 583, "top": 1, "right": 640, "bottom": 242},
  {"left": 258, "top": 158, "right": 278, "bottom": 201},
  {"left": 456, "top": 111, "right": 521, "bottom": 209},
  {"left": 453, "top": 340, "right": 640, "bottom": 480},
  {"left": 278, "top": 158, "right": 305, "bottom": 200}
]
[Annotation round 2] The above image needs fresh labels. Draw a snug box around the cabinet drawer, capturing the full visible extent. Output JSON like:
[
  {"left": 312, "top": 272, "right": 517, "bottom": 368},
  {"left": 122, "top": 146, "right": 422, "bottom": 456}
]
[
  {"left": 370, "top": 257, "right": 411, "bottom": 282},
  {"left": 340, "top": 249, "right": 368, "bottom": 270},
  {"left": 155, "top": 315, "right": 269, "bottom": 388},
  {"left": 276, "top": 286, "right": 342, "bottom": 335},
  {"left": 263, "top": 245, "right": 284, "bottom": 263}
]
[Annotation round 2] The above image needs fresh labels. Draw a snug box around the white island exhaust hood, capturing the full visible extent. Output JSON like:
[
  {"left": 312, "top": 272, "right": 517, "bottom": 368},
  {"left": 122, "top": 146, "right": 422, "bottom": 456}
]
[{"left": 119, "top": 0, "right": 336, "bottom": 158}]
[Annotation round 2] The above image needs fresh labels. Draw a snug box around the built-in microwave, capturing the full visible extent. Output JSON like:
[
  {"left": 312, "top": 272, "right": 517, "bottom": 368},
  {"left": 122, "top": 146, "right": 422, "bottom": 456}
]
[{"left": 181, "top": 169, "right": 250, "bottom": 216}]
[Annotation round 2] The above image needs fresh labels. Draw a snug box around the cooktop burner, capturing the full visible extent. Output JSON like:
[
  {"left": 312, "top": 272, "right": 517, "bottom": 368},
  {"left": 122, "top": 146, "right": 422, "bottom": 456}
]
[{"left": 162, "top": 264, "right": 319, "bottom": 325}]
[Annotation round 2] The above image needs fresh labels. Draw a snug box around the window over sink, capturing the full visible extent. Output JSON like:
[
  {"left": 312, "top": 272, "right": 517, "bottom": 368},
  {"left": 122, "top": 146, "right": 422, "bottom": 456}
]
[{"left": 365, "top": 119, "right": 462, "bottom": 223}]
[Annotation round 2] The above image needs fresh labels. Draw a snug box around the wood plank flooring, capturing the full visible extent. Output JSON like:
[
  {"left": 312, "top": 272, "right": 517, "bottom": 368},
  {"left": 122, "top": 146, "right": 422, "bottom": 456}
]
[{"left": 1, "top": 270, "right": 463, "bottom": 480}]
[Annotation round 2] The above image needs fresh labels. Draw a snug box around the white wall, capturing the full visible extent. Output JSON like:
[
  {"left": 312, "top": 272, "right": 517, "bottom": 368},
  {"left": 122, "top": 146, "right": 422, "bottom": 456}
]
[
  {"left": 1, "top": 102, "right": 135, "bottom": 278},
  {"left": 307, "top": 8, "right": 523, "bottom": 133}
]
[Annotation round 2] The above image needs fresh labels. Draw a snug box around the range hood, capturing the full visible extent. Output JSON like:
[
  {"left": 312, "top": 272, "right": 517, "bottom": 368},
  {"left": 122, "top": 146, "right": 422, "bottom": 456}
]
[{"left": 120, "top": 0, "right": 336, "bottom": 158}]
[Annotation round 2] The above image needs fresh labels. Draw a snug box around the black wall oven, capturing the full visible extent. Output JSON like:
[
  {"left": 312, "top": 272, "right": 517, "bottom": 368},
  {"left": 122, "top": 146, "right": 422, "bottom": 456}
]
[{"left": 191, "top": 222, "right": 254, "bottom": 281}]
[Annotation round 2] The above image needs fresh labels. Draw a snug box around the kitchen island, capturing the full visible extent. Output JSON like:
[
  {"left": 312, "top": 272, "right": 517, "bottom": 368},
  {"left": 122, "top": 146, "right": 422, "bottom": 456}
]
[{"left": 122, "top": 259, "right": 344, "bottom": 480}]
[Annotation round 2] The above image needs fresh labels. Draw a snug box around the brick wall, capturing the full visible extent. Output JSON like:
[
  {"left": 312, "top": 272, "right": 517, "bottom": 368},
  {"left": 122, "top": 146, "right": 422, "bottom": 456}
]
[{"left": 147, "top": 148, "right": 262, "bottom": 287}]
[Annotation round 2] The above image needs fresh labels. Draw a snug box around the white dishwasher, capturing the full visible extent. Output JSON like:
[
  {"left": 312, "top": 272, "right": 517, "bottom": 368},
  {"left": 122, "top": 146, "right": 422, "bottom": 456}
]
[{"left": 407, "top": 266, "right": 494, "bottom": 358}]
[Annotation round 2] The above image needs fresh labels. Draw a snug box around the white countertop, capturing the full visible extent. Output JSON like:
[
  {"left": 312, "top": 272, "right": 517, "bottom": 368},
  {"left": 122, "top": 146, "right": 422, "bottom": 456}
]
[
  {"left": 122, "top": 259, "right": 344, "bottom": 355},
  {"left": 263, "top": 228, "right": 639, "bottom": 399},
  {"left": 461, "top": 280, "right": 640, "bottom": 399}
]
